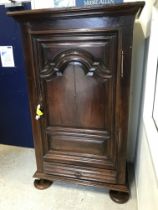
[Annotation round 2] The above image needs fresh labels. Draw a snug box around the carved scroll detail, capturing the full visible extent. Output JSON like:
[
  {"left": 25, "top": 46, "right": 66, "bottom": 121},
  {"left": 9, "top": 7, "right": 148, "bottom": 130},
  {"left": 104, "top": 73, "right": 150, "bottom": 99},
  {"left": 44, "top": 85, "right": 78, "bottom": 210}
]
[{"left": 40, "top": 49, "right": 111, "bottom": 81}]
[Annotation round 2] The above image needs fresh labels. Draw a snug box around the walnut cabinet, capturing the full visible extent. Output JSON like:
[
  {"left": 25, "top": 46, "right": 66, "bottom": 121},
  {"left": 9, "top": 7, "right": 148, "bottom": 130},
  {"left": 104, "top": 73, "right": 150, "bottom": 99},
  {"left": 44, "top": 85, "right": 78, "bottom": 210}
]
[{"left": 8, "top": 2, "right": 144, "bottom": 203}]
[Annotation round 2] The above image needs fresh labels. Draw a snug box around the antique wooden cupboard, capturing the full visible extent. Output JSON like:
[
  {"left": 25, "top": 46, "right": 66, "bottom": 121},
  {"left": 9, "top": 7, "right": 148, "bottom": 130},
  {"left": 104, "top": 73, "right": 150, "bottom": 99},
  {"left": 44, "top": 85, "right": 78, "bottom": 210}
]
[{"left": 8, "top": 2, "right": 144, "bottom": 203}]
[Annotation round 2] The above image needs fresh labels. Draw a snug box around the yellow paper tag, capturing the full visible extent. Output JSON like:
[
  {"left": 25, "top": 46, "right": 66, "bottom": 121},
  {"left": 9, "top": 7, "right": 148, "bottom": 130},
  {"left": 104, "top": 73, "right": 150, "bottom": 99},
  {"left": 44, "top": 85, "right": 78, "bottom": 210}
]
[{"left": 36, "top": 107, "right": 43, "bottom": 116}]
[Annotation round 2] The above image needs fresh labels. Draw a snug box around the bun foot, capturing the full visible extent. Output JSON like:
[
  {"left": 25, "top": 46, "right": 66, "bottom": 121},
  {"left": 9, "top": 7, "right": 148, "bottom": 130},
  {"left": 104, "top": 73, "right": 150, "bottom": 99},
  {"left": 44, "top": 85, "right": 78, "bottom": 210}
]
[
  {"left": 109, "top": 190, "right": 130, "bottom": 204},
  {"left": 34, "top": 179, "right": 53, "bottom": 190}
]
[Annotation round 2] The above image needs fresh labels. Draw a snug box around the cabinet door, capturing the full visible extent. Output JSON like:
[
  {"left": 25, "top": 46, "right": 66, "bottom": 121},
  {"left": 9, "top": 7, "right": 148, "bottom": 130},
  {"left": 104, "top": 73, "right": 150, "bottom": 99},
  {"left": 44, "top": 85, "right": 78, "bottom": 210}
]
[{"left": 32, "top": 29, "right": 121, "bottom": 183}]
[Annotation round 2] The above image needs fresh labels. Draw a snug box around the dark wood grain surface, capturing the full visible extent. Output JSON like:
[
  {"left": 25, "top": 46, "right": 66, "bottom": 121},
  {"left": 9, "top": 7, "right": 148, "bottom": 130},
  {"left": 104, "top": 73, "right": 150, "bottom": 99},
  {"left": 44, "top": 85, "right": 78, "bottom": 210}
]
[{"left": 8, "top": 2, "right": 144, "bottom": 202}]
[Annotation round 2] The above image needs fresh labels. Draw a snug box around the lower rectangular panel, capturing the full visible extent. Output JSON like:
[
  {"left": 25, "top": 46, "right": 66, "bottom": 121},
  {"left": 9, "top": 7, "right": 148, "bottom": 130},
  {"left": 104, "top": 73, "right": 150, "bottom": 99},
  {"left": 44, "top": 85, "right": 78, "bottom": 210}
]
[
  {"left": 46, "top": 126, "right": 110, "bottom": 156},
  {"left": 43, "top": 161, "right": 117, "bottom": 184}
]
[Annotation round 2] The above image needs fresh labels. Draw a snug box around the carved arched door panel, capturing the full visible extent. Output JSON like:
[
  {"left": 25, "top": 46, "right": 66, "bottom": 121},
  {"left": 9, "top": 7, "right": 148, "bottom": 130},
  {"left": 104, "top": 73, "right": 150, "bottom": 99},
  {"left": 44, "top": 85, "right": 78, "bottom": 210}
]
[{"left": 32, "top": 31, "right": 120, "bottom": 183}]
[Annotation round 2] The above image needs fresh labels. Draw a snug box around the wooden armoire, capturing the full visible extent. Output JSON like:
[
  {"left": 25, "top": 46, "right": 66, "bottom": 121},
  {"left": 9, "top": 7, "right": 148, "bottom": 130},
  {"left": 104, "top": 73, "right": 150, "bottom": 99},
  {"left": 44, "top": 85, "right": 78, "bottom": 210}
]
[{"left": 8, "top": 2, "right": 144, "bottom": 203}]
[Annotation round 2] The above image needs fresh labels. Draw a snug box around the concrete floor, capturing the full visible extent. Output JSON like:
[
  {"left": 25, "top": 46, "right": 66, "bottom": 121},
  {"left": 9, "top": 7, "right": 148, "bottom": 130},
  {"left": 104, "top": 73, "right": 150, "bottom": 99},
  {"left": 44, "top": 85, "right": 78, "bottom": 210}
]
[{"left": 0, "top": 144, "right": 137, "bottom": 210}]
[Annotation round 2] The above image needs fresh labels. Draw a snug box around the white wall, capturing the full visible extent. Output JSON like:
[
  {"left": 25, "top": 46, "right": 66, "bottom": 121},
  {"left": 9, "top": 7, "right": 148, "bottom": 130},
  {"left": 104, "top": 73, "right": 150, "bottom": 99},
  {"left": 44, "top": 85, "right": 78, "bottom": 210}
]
[
  {"left": 129, "top": 1, "right": 158, "bottom": 210},
  {"left": 0, "top": 0, "right": 30, "bottom": 3},
  {"left": 135, "top": 122, "right": 158, "bottom": 210},
  {"left": 0, "top": 0, "right": 9, "bottom": 3},
  {"left": 31, "top": 0, "right": 53, "bottom": 9}
]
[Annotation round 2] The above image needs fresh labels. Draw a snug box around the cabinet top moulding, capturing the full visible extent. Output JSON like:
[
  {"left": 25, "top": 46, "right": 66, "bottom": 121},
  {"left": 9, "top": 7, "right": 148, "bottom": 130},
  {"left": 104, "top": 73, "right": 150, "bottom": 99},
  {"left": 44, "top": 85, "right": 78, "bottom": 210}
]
[{"left": 7, "top": 2, "right": 145, "bottom": 21}]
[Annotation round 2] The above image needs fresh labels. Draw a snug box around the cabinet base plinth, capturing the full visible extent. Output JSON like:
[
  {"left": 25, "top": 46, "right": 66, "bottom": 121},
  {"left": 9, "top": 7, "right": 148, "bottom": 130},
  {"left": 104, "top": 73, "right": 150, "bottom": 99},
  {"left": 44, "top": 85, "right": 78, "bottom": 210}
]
[
  {"left": 109, "top": 190, "right": 130, "bottom": 204},
  {"left": 34, "top": 179, "right": 53, "bottom": 190}
]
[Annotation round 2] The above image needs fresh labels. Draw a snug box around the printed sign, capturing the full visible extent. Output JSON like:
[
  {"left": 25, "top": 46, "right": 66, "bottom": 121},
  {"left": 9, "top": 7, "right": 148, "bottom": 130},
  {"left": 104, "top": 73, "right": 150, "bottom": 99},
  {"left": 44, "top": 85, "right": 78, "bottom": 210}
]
[
  {"left": 76, "top": 0, "right": 123, "bottom": 6},
  {"left": 0, "top": 46, "right": 15, "bottom": 67}
]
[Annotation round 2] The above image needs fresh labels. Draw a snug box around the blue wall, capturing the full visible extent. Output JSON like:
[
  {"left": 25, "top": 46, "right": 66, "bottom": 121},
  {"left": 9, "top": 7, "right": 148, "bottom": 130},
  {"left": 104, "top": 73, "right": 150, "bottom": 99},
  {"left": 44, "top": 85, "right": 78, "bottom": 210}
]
[{"left": 0, "top": 4, "right": 33, "bottom": 147}]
